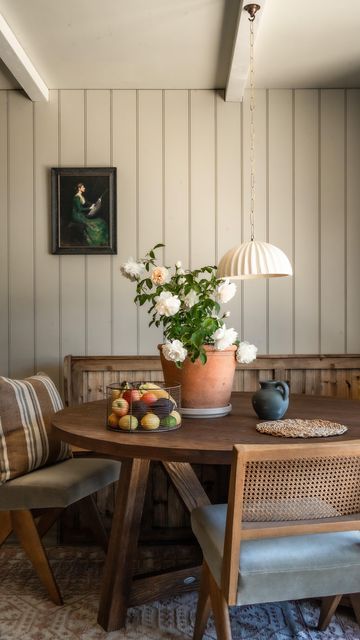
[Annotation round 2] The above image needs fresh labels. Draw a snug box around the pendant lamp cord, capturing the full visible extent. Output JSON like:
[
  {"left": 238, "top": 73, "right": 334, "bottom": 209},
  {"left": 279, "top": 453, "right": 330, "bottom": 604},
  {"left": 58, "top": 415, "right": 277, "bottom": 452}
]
[{"left": 249, "top": 13, "right": 255, "bottom": 242}]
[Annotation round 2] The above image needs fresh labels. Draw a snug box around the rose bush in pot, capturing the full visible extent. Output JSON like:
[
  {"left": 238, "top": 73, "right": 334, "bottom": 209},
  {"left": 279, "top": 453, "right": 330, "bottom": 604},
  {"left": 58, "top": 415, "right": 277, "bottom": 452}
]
[{"left": 121, "top": 245, "right": 257, "bottom": 409}]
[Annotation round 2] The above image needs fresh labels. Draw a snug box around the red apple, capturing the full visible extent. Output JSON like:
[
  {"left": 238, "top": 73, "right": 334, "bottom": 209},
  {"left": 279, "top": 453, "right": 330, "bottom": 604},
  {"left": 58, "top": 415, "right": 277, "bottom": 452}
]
[
  {"left": 122, "top": 389, "right": 141, "bottom": 404},
  {"left": 112, "top": 397, "right": 129, "bottom": 416},
  {"left": 141, "top": 392, "right": 158, "bottom": 405}
]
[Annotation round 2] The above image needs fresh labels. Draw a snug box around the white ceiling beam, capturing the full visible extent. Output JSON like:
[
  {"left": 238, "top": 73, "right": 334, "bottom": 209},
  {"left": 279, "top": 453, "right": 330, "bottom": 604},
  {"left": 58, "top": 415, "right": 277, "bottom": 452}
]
[
  {"left": 0, "top": 13, "right": 48, "bottom": 101},
  {"left": 225, "top": 0, "right": 266, "bottom": 102}
]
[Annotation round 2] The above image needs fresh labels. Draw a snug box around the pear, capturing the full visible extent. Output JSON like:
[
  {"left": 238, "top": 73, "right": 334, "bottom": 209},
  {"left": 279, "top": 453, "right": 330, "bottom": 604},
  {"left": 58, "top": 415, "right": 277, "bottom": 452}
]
[
  {"left": 139, "top": 382, "right": 162, "bottom": 391},
  {"left": 118, "top": 415, "right": 138, "bottom": 431},
  {"left": 141, "top": 413, "right": 160, "bottom": 430}
]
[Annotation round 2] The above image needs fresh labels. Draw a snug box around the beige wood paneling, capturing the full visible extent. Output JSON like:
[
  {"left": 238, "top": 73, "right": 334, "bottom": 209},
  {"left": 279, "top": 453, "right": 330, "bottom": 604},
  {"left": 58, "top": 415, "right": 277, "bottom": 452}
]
[
  {"left": 164, "top": 89, "right": 189, "bottom": 267},
  {"left": 294, "top": 90, "right": 319, "bottom": 353},
  {"left": 8, "top": 91, "right": 34, "bottom": 377},
  {"left": 34, "top": 90, "right": 60, "bottom": 385},
  {"left": 0, "top": 92, "right": 8, "bottom": 375},
  {"left": 268, "top": 90, "right": 293, "bottom": 353},
  {"left": 85, "top": 90, "right": 112, "bottom": 355},
  {"left": 242, "top": 90, "right": 267, "bottom": 352},
  {"left": 112, "top": 90, "right": 138, "bottom": 354},
  {"left": 138, "top": 90, "right": 163, "bottom": 354},
  {"left": 216, "top": 93, "right": 242, "bottom": 338},
  {"left": 346, "top": 90, "right": 360, "bottom": 353},
  {"left": 0, "top": 88, "right": 359, "bottom": 380},
  {"left": 59, "top": 90, "right": 86, "bottom": 362},
  {"left": 190, "top": 90, "right": 216, "bottom": 269},
  {"left": 320, "top": 90, "right": 346, "bottom": 353}
]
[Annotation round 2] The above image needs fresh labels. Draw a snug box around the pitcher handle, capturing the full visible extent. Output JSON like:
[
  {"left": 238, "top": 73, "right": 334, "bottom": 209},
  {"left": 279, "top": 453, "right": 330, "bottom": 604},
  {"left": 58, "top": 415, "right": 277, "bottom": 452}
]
[{"left": 276, "top": 381, "right": 289, "bottom": 401}]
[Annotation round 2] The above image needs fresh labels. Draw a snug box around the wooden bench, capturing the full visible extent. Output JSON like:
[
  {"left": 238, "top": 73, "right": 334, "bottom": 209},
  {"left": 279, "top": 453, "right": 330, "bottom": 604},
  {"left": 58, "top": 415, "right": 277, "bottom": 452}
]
[
  {"left": 62, "top": 354, "right": 360, "bottom": 572},
  {"left": 64, "top": 354, "right": 360, "bottom": 405}
]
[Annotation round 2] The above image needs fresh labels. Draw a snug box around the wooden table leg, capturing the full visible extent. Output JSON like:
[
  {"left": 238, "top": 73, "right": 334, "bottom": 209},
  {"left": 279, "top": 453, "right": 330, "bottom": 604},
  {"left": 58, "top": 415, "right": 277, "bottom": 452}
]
[
  {"left": 162, "top": 461, "right": 211, "bottom": 509},
  {"left": 98, "top": 459, "right": 210, "bottom": 631},
  {"left": 97, "top": 457, "right": 150, "bottom": 632}
]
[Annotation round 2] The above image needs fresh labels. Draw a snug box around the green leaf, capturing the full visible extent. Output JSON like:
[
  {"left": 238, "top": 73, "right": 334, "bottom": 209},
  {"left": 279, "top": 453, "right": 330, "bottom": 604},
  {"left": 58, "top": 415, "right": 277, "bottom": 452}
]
[{"left": 192, "top": 330, "right": 204, "bottom": 348}]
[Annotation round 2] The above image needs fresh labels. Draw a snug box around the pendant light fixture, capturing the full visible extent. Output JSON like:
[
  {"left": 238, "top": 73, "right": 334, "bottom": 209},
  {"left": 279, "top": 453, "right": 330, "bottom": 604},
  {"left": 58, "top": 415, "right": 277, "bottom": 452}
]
[{"left": 217, "top": 3, "right": 292, "bottom": 279}]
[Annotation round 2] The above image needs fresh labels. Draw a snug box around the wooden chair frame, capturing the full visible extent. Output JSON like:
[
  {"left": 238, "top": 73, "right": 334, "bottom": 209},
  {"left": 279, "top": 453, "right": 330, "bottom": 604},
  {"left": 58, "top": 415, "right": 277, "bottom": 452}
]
[
  {"left": 194, "top": 439, "right": 360, "bottom": 640},
  {"left": 0, "top": 495, "right": 108, "bottom": 605}
]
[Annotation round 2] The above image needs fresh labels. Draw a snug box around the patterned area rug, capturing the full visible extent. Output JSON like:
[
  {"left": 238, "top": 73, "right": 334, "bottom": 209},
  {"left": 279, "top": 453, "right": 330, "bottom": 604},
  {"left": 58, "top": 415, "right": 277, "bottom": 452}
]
[{"left": 0, "top": 546, "right": 359, "bottom": 639}]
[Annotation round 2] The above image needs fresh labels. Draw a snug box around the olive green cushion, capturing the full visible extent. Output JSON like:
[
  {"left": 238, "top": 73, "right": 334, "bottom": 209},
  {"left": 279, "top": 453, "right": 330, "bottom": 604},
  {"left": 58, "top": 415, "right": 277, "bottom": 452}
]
[
  {"left": 0, "top": 458, "right": 121, "bottom": 509},
  {"left": 191, "top": 504, "right": 360, "bottom": 605}
]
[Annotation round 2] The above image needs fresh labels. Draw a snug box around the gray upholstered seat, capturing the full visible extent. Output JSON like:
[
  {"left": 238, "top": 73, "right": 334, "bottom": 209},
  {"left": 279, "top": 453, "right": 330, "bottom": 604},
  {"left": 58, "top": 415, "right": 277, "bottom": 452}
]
[
  {"left": 0, "top": 458, "right": 121, "bottom": 510},
  {"left": 192, "top": 504, "right": 360, "bottom": 606},
  {"left": 0, "top": 457, "right": 121, "bottom": 605}
]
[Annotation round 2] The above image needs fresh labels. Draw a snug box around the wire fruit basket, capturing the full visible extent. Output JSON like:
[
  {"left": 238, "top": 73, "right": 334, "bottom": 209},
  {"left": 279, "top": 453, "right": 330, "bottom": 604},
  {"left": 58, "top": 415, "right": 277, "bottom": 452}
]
[{"left": 106, "top": 381, "right": 181, "bottom": 432}]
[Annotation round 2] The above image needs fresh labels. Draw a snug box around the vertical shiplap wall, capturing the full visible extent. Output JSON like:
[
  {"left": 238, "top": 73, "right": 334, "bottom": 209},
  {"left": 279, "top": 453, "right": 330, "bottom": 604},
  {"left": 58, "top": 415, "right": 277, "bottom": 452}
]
[{"left": 1, "top": 88, "right": 359, "bottom": 380}]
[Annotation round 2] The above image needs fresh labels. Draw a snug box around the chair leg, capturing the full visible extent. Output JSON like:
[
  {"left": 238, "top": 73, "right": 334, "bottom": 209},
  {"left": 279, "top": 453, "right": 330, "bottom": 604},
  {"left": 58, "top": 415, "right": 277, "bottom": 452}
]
[
  {"left": 81, "top": 494, "right": 109, "bottom": 552},
  {"left": 0, "top": 511, "right": 12, "bottom": 546},
  {"left": 193, "top": 561, "right": 212, "bottom": 640},
  {"left": 11, "top": 510, "right": 63, "bottom": 606},
  {"left": 349, "top": 594, "right": 360, "bottom": 626},
  {"left": 36, "top": 508, "right": 64, "bottom": 539},
  {"left": 318, "top": 595, "right": 342, "bottom": 630},
  {"left": 207, "top": 562, "right": 232, "bottom": 640}
]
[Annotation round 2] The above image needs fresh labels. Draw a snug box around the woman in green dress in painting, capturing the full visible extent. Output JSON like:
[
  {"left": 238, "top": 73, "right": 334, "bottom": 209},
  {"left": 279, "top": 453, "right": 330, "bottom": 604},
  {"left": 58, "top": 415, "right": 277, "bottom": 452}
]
[{"left": 72, "top": 183, "right": 109, "bottom": 246}]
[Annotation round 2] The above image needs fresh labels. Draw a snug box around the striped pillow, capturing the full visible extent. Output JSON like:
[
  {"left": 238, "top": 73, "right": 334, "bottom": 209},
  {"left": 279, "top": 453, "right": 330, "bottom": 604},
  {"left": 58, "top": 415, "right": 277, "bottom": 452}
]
[{"left": 0, "top": 374, "right": 71, "bottom": 484}]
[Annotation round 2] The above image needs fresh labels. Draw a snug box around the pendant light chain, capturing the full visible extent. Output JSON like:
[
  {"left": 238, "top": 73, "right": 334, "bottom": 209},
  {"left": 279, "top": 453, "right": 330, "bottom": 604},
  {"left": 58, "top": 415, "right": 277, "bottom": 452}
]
[{"left": 249, "top": 14, "right": 255, "bottom": 242}]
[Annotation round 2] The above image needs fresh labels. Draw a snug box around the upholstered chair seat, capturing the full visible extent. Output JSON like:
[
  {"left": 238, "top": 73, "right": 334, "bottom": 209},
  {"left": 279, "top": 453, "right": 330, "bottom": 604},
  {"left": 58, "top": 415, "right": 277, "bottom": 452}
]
[
  {"left": 192, "top": 504, "right": 360, "bottom": 606},
  {"left": 0, "top": 458, "right": 120, "bottom": 510}
]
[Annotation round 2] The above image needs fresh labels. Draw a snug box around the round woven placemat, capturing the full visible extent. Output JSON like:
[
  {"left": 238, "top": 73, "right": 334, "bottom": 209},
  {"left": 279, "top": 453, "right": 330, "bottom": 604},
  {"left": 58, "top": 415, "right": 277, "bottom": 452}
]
[{"left": 256, "top": 418, "right": 348, "bottom": 438}]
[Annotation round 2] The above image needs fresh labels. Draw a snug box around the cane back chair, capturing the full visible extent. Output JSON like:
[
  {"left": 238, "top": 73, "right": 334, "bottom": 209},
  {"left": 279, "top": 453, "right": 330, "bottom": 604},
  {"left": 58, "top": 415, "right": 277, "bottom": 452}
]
[{"left": 191, "top": 440, "right": 360, "bottom": 639}]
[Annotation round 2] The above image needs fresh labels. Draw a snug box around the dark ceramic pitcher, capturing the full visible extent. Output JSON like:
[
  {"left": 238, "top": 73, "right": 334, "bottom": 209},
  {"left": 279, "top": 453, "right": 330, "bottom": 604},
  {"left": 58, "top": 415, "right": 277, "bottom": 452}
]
[{"left": 252, "top": 380, "right": 289, "bottom": 420}]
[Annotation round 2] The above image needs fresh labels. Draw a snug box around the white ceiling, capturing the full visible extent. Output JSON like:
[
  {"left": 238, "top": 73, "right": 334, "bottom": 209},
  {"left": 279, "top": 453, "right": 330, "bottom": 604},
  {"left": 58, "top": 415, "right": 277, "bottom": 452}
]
[
  {"left": 255, "top": 0, "right": 360, "bottom": 89},
  {"left": 0, "top": 0, "right": 359, "bottom": 94},
  {"left": 0, "top": 0, "right": 239, "bottom": 90}
]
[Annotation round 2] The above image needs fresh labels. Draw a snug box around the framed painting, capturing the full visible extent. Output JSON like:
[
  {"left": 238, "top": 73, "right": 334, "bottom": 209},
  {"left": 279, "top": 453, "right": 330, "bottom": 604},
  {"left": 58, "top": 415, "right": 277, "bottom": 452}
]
[{"left": 51, "top": 167, "right": 117, "bottom": 254}]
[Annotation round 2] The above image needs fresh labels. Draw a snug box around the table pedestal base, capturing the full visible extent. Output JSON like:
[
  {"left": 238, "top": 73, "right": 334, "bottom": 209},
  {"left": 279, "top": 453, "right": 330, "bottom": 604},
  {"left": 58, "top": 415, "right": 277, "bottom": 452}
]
[{"left": 97, "top": 458, "right": 211, "bottom": 632}]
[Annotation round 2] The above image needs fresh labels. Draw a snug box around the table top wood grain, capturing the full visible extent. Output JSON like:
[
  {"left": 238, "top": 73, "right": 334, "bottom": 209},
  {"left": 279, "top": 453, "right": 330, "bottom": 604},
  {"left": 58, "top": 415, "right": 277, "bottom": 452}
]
[{"left": 52, "top": 393, "right": 360, "bottom": 465}]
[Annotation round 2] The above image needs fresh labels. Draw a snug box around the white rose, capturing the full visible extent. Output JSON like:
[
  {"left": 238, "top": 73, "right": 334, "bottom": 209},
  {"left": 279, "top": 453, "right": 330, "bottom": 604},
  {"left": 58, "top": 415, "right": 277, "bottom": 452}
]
[
  {"left": 184, "top": 290, "right": 199, "bottom": 309},
  {"left": 175, "top": 261, "right": 182, "bottom": 269},
  {"left": 236, "top": 341, "right": 257, "bottom": 364},
  {"left": 155, "top": 291, "right": 181, "bottom": 317},
  {"left": 211, "top": 325, "right": 238, "bottom": 351},
  {"left": 120, "top": 258, "right": 145, "bottom": 281},
  {"left": 151, "top": 266, "right": 170, "bottom": 285},
  {"left": 162, "top": 340, "right": 187, "bottom": 363},
  {"left": 216, "top": 279, "right": 236, "bottom": 304}
]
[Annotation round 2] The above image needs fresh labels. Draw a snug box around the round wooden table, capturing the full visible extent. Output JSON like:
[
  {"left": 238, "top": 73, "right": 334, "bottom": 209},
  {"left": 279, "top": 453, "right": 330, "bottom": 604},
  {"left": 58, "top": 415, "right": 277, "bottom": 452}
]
[{"left": 52, "top": 392, "right": 360, "bottom": 631}]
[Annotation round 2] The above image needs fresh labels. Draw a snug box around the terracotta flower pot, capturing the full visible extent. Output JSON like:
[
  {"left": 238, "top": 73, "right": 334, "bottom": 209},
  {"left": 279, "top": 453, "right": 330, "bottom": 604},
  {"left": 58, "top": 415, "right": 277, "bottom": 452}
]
[{"left": 158, "top": 344, "right": 237, "bottom": 409}]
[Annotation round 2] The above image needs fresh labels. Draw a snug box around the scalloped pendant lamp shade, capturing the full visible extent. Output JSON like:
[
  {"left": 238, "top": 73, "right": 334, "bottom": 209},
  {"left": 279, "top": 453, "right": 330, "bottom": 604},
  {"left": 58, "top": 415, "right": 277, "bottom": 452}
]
[
  {"left": 217, "top": 3, "right": 292, "bottom": 281},
  {"left": 217, "top": 239, "right": 293, "bottom": 279}
]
